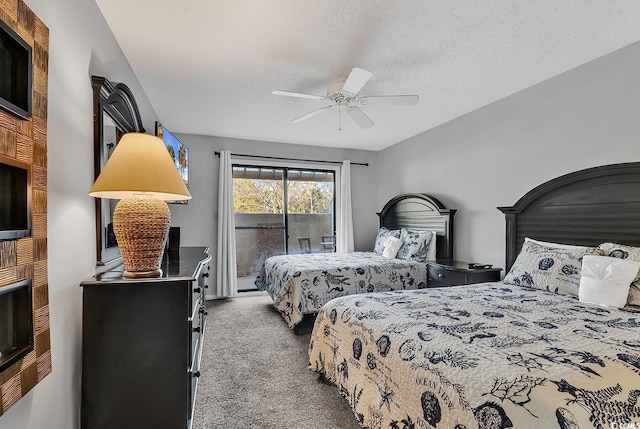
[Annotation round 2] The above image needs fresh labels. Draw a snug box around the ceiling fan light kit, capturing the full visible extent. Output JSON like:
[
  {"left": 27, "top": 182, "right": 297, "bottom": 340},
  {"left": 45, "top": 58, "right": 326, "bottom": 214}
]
[{"left": 272, "top": 67, "right": 419, "bottom": 130}]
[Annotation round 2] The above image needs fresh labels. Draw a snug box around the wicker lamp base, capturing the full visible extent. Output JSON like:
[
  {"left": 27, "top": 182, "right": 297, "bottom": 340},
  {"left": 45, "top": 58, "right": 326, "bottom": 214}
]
[{"left": 113, "top": 193, "right": 171, "bottom": 278}]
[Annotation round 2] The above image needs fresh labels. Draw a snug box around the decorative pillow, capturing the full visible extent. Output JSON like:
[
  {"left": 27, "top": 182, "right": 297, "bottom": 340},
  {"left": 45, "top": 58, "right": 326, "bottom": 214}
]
[
  {"left": 579, "top": 255, "right": 640, "bottom": 308},
  {"left": 382, "top": 236, "right": 403, "bottom": 259},
  {"left": 598, "top": 242, "right": 640, "bottom": 306},
  {"left": 503, "top": 240, "right": 602, "bottom": 296},
  {"left": 373, "top": 227, "right": 400, "bottom": 254},
  {"left": 396, "top": 228, "right": 433, "bottom": 262}
]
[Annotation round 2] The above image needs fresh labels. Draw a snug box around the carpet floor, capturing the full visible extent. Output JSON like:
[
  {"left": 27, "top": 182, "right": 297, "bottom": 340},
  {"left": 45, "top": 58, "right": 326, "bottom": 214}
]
[{"left": 192, "top": 292, "right": 362, "bottom": 429}]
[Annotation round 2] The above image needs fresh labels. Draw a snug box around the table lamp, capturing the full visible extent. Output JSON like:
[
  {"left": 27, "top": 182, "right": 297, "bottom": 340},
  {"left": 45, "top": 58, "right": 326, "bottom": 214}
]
[{"left": 89, "top": 132, "right": 191, "bottom": 278}]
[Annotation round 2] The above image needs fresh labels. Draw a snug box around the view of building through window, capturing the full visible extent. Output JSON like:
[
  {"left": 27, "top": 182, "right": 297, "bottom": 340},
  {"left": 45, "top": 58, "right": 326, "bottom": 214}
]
[{"left": 233, "top": 165, "right": 335, "bottom": 291}]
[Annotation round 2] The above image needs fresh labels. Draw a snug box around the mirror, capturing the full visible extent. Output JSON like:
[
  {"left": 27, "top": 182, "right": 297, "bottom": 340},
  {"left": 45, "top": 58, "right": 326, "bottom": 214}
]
[{"left": 92, "top": 75, "right": 144, "bottom": 266}]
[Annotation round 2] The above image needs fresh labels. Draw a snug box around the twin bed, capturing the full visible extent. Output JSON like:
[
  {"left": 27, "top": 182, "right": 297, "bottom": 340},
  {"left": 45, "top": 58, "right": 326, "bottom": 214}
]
[
  {"left": 255, "top": 193, "right": 456, "bottom": 328},
  {"left": 308, "top": 162, "right": 640, "bottom": 429}
]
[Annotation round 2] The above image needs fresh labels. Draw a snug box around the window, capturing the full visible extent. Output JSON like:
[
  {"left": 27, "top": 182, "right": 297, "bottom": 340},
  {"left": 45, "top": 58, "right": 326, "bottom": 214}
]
[{"left": 233, "top": 164, "right": 335, "bottom": 292}]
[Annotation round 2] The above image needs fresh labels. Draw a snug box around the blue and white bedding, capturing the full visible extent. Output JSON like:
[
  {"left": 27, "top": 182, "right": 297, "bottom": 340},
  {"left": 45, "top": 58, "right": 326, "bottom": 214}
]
[
  {"left": 309, "top": 282, "right": 640, "bottom": 429},
  {"left": 255, "top": 252, "right": 427, "bottom": 328}
]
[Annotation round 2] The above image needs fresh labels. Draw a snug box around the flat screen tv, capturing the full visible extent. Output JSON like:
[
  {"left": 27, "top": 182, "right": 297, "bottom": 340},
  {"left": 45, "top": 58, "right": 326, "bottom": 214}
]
[
  {"left": 155, "top": 122, "right": 188, "bottom": 204},
  {"left": 0, "top": 19, "right": 32, "bottom": 119},
  {"left": 0, "top": 155, "right": 31, "bottom": 240}
]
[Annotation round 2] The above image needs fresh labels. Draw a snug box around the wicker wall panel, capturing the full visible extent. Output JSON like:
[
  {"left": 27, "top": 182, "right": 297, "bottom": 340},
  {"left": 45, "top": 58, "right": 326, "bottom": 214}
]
[
  {"left": 0, "top": 0, "right": 50, "bottom": 417},
  {"left": 0, "top": 128, "right": 16, "bottom": 156}
]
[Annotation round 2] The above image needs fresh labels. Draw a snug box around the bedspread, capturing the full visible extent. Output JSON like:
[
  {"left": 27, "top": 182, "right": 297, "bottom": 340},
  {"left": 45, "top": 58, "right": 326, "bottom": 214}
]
[
  {"left": 255, "top": 252, "right": 427, "bottom": 328},
  {"left": 309, "top": 282, "right": 640, "bottom": 429}
]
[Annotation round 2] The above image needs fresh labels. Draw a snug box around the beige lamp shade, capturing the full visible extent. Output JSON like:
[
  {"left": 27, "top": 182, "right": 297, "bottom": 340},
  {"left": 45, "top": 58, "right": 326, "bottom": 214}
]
[
  {"left": 89, "top": 132, "right": 191, "bottom": 201},
  {"left": 89, "top": 132, "right": 190, "bottom": 278}
]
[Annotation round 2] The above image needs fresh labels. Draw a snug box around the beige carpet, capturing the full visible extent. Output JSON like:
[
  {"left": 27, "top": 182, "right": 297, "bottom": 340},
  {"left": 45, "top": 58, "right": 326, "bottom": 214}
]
[{"left": 192, "top": 293, "right": 362, "bottom": 429}]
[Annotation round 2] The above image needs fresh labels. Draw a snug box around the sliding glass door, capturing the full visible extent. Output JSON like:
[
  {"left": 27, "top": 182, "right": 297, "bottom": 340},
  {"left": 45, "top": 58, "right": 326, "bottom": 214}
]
[{"left": 233, "top": 164, "right": 335, "bottom": 291}]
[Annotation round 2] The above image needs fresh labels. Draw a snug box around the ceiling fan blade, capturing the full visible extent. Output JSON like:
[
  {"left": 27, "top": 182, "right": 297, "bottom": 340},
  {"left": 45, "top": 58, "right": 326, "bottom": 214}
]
[
  {"left": 346, "top": 106, "right": 374, "bottom": 128},
  {"left": 291, "top": 105, "right": 334, "bottom": 123},
  {"left": 359, "top": 95, "right": 419, "bottom": 106},
  {"left": 272, "top": 90, "right": 326, "bottom": 100},
  {"left": 341, "top": 67, "right": 372, "bottom": 95}
]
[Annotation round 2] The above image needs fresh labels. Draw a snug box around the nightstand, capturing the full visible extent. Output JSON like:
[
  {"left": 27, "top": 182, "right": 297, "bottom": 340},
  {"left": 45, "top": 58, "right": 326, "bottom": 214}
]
[{"left": 427, "top": 259, "right": 502, "bottom": 287}]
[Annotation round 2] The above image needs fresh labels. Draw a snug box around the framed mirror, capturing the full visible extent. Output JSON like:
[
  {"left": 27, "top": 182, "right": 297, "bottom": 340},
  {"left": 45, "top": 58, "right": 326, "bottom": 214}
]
[{"left": 91, "top": 75, "right": 144, "bottom": 266}]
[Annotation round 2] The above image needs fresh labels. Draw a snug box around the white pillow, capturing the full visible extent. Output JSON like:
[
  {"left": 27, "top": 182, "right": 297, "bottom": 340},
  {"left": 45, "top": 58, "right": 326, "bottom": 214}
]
[
  {"left": 382, "top": 236, "right": 403, "bottom": 259},
  {"left": 524, "top": 237, "right": 598, "bottom": 251},
  {"left": 579, "top": 255, "right": 640, "bottom": 308},
  {"left": 426, "top": 231, "right": 437, "bottom": 261},
  {"left": 598, "top": 242, "right": 640, "bottom": 306}
]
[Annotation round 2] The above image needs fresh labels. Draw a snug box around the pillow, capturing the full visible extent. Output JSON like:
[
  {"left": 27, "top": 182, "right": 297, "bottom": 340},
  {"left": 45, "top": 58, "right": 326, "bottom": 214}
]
[
  {"left": 598, "top": 242, "right": 640, "bottom": 306},
  {"left": 426, "top": 231, "right": 437, "bottom": 261},
  {"left": 373, "top": 228, "right": 400, "bottom": 254},
  {"left": 503, "top": 240, "right": 602, "bottom": 296},
  {"left": 382, "top": 236, "right": 403, "bottom": 259},
  {"left": 396, "top": 228, "right": 433, "bottom": 262},
  {"left": 579, "top": 255, "right": 640, "bottom": 308},
  {"left": 524, "top": 237, "right": 598, "bottom": 250}
]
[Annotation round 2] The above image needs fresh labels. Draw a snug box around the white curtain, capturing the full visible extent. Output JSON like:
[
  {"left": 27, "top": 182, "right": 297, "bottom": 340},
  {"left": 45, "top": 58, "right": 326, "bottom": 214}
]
[
  {"left": 216, "top": 151, "right": 238, "bottom": 297},
  {"left": 336, "top": 160, "right": 354, "bottom": 252}
]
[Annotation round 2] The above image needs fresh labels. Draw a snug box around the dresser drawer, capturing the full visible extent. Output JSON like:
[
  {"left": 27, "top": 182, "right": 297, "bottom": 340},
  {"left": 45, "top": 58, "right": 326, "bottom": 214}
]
[{"left": 427, "top": 264, "right": 467, "bottom": 286}]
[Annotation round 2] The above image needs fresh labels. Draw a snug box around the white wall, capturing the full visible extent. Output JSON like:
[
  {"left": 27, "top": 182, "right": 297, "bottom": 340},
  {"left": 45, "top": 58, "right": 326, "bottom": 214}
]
[
  {"left": 168, "top": 135, "right": 379, "bottom": 296},
  {"left": 0, "top": 1, "right": 158, "bottom": 428},
  {"left": 378, "top": 41, "right": 640, "bottom": 271}
]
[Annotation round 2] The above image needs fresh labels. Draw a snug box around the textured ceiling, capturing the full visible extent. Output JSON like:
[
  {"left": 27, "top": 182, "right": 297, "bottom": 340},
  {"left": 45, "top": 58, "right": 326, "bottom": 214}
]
[{"left": 95, "top": 0, "right": 640, "bottom": 151}]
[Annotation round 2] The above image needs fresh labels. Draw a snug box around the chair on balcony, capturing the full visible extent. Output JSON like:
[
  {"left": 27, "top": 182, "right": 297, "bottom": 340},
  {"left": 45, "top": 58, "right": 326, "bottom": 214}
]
[
  {"left": 298, "top": 237, "right": 311, "bottom": 254},
  {"left": 321, "top": 235, "right": 335, "bottom": 252}
]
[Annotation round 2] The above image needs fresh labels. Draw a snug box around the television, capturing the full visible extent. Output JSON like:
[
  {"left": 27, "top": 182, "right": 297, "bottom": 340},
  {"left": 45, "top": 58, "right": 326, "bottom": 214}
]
[
  {"left": 0, "top": 155, "right": 31, "bottom": 240},
  {"left": 0, "top": 19, "right": 32, "bottom": 119},
  {"left": 155, "top": 122, "right": 188, "bottom": 204}
]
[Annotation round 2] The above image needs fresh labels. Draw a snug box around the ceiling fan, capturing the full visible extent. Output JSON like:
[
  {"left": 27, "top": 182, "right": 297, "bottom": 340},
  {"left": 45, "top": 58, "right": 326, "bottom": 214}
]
[{"left": 272, "top": 67, "right": 419, "bottom": 130}]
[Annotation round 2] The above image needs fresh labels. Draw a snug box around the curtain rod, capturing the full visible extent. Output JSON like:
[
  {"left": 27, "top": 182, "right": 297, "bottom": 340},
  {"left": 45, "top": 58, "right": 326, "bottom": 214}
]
[{"left": 214, "top": 151, "right": 368, "bottom": 166}]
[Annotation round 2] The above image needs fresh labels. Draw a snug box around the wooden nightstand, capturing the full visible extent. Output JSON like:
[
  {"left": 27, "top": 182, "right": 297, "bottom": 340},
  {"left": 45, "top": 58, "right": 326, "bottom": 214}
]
[{"left": 427, "top": 259, "right": 502, "bottom": 288}]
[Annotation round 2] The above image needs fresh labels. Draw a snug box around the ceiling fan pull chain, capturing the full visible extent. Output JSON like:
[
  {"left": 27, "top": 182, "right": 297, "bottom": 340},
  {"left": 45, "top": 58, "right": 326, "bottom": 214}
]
[{"left": 338, "top": 104, "right": 342, "bottom": 131}]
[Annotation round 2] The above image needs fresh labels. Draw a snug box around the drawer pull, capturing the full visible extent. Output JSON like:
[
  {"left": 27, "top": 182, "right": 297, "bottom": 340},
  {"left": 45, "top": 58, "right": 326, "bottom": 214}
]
[
  {"left": 193, "top": 326, "right": 201, "bottom": 333},
  {"left": 193, "top": 371, "right": 201, "bottom": 378},
  {"left": 438, "top": 273, "right": 444, "bottom": 278},
  {"left": 194, "top": 287, "right": 201, "bottom": 293},
  {"left": 202, "top": 273, "right": 209, "bottom": 278},
  {"left": 199, "top": 308, "right": 208, "bottom": 316}
]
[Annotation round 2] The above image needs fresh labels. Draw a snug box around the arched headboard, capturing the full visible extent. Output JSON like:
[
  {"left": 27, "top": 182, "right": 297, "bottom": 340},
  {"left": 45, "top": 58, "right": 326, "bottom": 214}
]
[
  {"left": 377, "top": 193, "right": 456, "bottom": 260},
  {"left": 498, "top": 162, "right": 640, "bottom": 272}
]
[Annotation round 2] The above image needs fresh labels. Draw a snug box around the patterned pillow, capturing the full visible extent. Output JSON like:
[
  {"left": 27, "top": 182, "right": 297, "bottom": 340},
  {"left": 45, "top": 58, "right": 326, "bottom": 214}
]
[
  {"left": 598, "top": 243, "right": 640, "bottom": 306},
  {"left": 503, "top": 240, "right": 602, "bottom": 296},
  {"left": 373, "top": 227, "right": 400, "bottom": 254},
  {"left": 396, "top": 228, "right": 433, "bottom": 262}
]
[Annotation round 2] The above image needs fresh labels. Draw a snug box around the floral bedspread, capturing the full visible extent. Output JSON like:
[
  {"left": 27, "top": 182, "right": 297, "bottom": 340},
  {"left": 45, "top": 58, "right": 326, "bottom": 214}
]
[
  {"left": 255, "top": 252, "right": 427, "bottom": 328},
  {"left": 309, "top": 282, "right": 640, "bottom": 429}
]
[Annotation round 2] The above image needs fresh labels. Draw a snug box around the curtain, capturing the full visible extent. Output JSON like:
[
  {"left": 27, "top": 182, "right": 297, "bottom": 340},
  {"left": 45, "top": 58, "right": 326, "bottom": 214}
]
[
  {"left": 336, "top": 160, "right": 354, "bottom": 252},
  {"left": 216, "top": 151, "right": 238, "bottom": 297}
]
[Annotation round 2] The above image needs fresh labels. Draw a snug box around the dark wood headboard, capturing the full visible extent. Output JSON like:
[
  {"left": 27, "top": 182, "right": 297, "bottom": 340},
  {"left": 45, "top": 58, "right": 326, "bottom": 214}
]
[
  {"left": 498, "top": 162, "right": 640, "bottom": 272},
  {"left": 377, "top": 193, "right": 456, "bottom": 260}
]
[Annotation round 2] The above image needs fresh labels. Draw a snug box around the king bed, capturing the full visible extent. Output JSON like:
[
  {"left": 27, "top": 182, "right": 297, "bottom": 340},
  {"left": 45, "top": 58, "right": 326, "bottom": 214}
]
[
  {"left": 255, "top": 193, "right": 456, "bottom": 329},
  {"left": 308, "top": 162, "right": 640, "bottom": 429}
]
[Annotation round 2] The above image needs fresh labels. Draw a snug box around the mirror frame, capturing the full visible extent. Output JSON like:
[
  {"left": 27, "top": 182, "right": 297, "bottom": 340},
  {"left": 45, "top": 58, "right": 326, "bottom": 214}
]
[{"left": 91, "top": 75, "right": 145, "bottom": 266}]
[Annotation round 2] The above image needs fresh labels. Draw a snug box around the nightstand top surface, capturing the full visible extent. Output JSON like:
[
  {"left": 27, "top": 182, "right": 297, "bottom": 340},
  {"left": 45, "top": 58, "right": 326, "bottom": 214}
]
[{"left": 429, "top": 259, "right": 502, "bottom": 272}]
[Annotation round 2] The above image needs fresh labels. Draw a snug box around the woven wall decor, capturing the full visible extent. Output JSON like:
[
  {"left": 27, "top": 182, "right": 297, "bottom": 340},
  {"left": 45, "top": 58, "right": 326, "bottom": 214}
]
[{"left": 0, "top": 0, "right": 51, "bottom": 417}]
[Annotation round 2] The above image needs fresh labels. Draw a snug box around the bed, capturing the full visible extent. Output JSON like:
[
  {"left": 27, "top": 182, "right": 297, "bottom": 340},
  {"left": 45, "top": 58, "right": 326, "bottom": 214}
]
[
  {"left": 255, "top": 193, "right": 456, "bottom": 329},
  {"left": 309, "top": 162, "right": 640, "bottom": 429}
]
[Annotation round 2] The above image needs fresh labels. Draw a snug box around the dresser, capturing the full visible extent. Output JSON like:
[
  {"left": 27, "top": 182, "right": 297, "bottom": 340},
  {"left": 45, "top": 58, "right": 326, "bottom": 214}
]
[
  {"left": 80, "top": 247, "right": 211, "bottom": 429},
  {"left": 427, "top": 259, "right": 502, "bottom": 288}
]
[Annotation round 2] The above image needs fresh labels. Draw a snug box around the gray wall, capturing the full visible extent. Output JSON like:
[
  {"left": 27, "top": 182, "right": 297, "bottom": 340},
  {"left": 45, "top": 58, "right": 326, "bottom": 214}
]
[
  {"left": 0, "top": 0, "right": 158, "bottom": 428},
  {"left": 378, "top": 41, "right": 640, "bottom": 271}
]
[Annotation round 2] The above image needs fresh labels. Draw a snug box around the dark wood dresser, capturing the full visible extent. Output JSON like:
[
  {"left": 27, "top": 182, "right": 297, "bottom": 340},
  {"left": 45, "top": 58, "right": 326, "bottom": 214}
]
[
  {"left": 427, "top": 259, "right": 502, "bottom": 287},
  {"left": 80, "top": 247, "right": 211, "bottom": 429}
]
